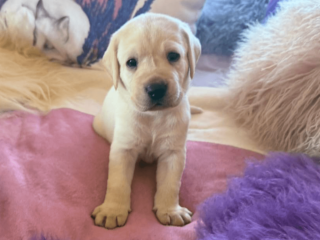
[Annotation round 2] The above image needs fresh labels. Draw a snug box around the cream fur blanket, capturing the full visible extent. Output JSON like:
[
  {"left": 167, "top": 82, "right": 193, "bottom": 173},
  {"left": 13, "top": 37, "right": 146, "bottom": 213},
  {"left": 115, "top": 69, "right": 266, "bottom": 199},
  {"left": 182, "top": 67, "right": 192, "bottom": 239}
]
[
  {"left": 0, "top": 13, "right": 110, "bottom": 113},
  {"left": 224, "top": 0, "right": 320, "bottom": 156}
]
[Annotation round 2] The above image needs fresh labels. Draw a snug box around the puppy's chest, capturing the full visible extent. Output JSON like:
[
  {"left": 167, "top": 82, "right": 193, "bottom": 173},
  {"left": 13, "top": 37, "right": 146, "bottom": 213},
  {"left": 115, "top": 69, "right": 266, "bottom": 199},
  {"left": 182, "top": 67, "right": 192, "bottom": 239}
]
[
  {"left": 135, "top": 117, "right": 179, "bottom": 163},
  {"left": 136, "top": 128, "right": 169, "bottom": 163}
]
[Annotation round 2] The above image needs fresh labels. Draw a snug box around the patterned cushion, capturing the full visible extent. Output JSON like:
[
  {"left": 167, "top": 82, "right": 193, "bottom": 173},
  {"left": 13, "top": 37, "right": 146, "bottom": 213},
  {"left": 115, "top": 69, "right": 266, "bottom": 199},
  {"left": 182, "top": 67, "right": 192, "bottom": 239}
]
[{"left": 0, "top": 0, "right": 205, "bottom": 66}]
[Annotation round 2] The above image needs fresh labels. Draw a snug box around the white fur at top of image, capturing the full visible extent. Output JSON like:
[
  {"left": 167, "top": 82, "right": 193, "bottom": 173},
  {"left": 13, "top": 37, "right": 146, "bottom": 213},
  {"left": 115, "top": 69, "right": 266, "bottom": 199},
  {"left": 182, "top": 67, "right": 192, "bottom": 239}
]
[
  {"left": 0, "top": 0, "right": 90, "bottom": 63},
  {"left": 133, "top": 0, "right": 206, "bottom": 33},
  {"left": 225, "top": 0, "right": 320, "bottom": 156}
]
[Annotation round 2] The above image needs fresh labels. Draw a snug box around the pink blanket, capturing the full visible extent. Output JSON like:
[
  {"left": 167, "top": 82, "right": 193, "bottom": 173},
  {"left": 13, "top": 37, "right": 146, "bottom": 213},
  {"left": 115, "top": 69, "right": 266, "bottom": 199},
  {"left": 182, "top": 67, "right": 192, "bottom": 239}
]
[{"left": 0, "top": 109, "right": 263, "bottom": 240}]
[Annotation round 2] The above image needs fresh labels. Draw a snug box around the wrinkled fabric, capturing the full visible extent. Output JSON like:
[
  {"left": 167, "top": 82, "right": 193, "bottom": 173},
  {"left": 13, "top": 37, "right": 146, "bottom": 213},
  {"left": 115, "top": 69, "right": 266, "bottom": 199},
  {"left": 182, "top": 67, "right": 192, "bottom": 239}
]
[{"left": 0, "top": 109, "right": 263, "bottom": 240}]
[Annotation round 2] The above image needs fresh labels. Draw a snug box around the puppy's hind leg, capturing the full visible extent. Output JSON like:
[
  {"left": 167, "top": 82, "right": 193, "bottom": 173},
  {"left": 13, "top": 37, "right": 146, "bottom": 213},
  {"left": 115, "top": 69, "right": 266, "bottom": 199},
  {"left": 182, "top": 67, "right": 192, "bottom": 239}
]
[{"left": 92, "top": 110, "right": 107, "bottom": 139}]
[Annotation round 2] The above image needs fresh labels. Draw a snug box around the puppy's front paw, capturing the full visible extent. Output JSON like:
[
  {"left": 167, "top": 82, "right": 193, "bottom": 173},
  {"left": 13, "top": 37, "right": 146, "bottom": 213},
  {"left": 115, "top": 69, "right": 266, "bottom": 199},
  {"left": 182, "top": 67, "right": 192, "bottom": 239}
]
[
  {"left": 91, "top": 202, "right": 130, "bottom": 229},
  {"left": 155, "top": 205, "right": 192, "bottom": 226}
]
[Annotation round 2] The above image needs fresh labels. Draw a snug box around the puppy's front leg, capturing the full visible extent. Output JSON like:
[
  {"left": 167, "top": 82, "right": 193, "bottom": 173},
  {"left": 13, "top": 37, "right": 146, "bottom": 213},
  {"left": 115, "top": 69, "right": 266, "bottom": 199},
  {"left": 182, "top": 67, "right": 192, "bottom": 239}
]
[
  {"left": 92, "top": 147, "right": 138, "bottom": 229},
  {"left": 153, "top": 149, "right": 192, "bottom": 226}
]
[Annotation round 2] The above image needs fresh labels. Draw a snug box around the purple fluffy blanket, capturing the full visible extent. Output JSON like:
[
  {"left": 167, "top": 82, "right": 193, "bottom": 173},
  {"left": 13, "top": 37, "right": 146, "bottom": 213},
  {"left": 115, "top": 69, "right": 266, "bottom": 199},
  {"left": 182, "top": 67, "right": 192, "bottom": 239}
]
[{"left": 197, "top": 153, "right": 320, "bottom": 240}]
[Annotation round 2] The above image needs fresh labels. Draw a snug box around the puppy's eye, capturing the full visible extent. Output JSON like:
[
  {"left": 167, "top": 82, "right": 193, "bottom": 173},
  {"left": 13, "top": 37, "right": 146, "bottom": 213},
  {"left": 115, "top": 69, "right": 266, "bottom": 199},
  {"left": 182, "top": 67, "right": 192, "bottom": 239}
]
[
  {"left": 167, "top": 52, "right": 180, "bottom": 63},
  {"left": 126, "top": 58, "right": 137, "bottom": 68}
]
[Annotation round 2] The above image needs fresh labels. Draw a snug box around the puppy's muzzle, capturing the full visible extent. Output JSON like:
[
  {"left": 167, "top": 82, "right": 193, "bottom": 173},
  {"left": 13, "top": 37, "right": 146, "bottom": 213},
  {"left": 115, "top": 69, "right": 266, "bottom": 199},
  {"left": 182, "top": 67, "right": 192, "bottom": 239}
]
[{"left": 145, "top": 82, "right": 167, "bottom": 104}]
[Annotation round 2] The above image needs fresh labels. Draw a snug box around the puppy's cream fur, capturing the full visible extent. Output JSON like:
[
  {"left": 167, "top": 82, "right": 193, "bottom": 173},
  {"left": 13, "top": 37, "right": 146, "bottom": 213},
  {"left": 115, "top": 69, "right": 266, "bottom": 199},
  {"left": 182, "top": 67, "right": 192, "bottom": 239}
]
[{"left": 91, "top": 13, "right": 201, "bottom": 229}]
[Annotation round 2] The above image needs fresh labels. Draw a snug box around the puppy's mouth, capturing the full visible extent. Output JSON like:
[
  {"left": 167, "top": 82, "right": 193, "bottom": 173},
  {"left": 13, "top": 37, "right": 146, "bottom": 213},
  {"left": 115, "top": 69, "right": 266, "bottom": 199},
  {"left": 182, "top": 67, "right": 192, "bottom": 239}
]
[
  {"left": 133, "top": 92, "right": 183, "bottom": 112},
  {"left": 148, "top": 95, "right": 183, "bottom": 111},
  {"left": 148, "top": 101, "right": 169, "bottom": 111},
  {"left": 132, "top": 99, "right": 170, "bottom": 112}
]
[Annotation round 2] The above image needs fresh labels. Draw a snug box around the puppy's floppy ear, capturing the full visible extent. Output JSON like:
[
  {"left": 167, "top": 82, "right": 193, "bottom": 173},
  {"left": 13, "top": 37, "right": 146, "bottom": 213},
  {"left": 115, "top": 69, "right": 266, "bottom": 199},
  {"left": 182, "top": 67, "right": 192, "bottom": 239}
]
[
  {"left": 182, "top": 24, "right": 201, "bottom": 79},
  {"left": 103, "top": 34, "right": 120, "bottom": 90}
]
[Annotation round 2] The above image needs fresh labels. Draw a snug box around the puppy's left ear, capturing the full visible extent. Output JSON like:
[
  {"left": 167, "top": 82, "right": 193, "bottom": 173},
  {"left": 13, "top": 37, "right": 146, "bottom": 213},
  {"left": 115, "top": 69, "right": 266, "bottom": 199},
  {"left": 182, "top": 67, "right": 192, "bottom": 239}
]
[
  {"left": 103, "top": 33, "right": 120, "bottom": 90},
  {"left": 182, "top": 24, "right": 201, "bottom": 79}
]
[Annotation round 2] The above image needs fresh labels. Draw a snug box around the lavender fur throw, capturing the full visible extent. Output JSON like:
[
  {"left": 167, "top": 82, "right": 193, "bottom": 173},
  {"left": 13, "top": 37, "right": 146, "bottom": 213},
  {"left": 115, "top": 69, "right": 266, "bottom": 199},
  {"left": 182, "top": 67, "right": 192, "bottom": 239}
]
[
  {"left": 196, "top": 153, "right": 320, "bottom": 240},
  {"left": 196, "top": 0, "right": 268, "bottom": 55}
]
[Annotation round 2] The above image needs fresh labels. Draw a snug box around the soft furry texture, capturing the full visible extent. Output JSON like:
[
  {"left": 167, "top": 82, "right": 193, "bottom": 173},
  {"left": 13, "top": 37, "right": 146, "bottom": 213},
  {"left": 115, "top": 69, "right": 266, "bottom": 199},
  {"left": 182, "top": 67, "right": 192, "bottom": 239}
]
[
  {"left": 196, "top": 153, "right": 320, "bottom": 240},
  {"left": 196, "top": 0, "right": 267, "bottom": 55},
  {"left": 0, "top": 13, "right": 109, "bottom": 112},
  {"left": 225, "top": 0, "right": 320, "bottom": 156}
]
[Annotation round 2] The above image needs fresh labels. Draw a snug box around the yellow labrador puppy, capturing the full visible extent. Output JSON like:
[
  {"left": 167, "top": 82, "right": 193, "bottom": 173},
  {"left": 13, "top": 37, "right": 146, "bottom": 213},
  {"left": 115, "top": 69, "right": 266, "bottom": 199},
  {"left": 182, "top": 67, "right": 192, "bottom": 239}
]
[{"left": 92, "top": 13, "right": 201, "bottom": 229}]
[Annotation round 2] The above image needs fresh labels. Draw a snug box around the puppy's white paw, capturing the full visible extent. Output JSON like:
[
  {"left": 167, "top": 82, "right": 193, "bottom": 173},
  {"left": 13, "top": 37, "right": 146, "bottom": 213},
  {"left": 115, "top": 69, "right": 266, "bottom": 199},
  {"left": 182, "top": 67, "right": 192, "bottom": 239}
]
[
  {"left": 91, "top": 202, "right": 130, "bottom": 229},
  {"left": 155, "top": 205, "right": 192, "bottom": 226}
]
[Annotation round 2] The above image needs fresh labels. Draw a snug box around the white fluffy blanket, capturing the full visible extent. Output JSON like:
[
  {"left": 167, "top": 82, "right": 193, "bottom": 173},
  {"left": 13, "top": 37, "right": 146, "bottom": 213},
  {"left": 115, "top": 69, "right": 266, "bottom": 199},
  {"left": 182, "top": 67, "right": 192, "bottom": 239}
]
[{"left": 225, "top": 0, "right": 320, "bottom": 156}]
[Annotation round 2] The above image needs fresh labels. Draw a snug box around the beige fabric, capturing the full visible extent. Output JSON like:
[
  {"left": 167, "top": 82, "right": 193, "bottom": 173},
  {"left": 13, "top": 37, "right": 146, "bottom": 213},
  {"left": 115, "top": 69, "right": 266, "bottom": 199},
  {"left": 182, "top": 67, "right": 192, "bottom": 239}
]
[
  {"left": 188, "top": 87, "right": 264, "bottom": 154},
  {"left": 133, "top": 0, "right": 206, "bottom": 33}
]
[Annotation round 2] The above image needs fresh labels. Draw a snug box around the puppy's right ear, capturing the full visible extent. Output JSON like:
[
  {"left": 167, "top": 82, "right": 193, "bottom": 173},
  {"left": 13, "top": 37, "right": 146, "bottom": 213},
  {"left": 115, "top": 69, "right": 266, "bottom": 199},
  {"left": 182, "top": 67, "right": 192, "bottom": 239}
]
[{"left": 103, "top": 34, "right": 120, "bottom": 90}]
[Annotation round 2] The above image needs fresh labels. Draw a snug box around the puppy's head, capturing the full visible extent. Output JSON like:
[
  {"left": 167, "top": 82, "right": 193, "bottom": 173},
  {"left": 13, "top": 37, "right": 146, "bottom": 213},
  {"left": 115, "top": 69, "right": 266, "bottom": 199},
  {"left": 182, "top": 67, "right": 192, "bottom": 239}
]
[{"left": 103, "top": 13, "right": 201, "bottom": 112}]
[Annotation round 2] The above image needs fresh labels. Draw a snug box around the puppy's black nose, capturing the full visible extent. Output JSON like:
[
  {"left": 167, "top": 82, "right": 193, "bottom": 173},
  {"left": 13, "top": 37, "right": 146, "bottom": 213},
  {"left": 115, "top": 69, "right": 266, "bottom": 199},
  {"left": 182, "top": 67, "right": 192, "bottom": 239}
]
[{"left": 145, "top": 83, "right": 167, "bottom": 101}]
